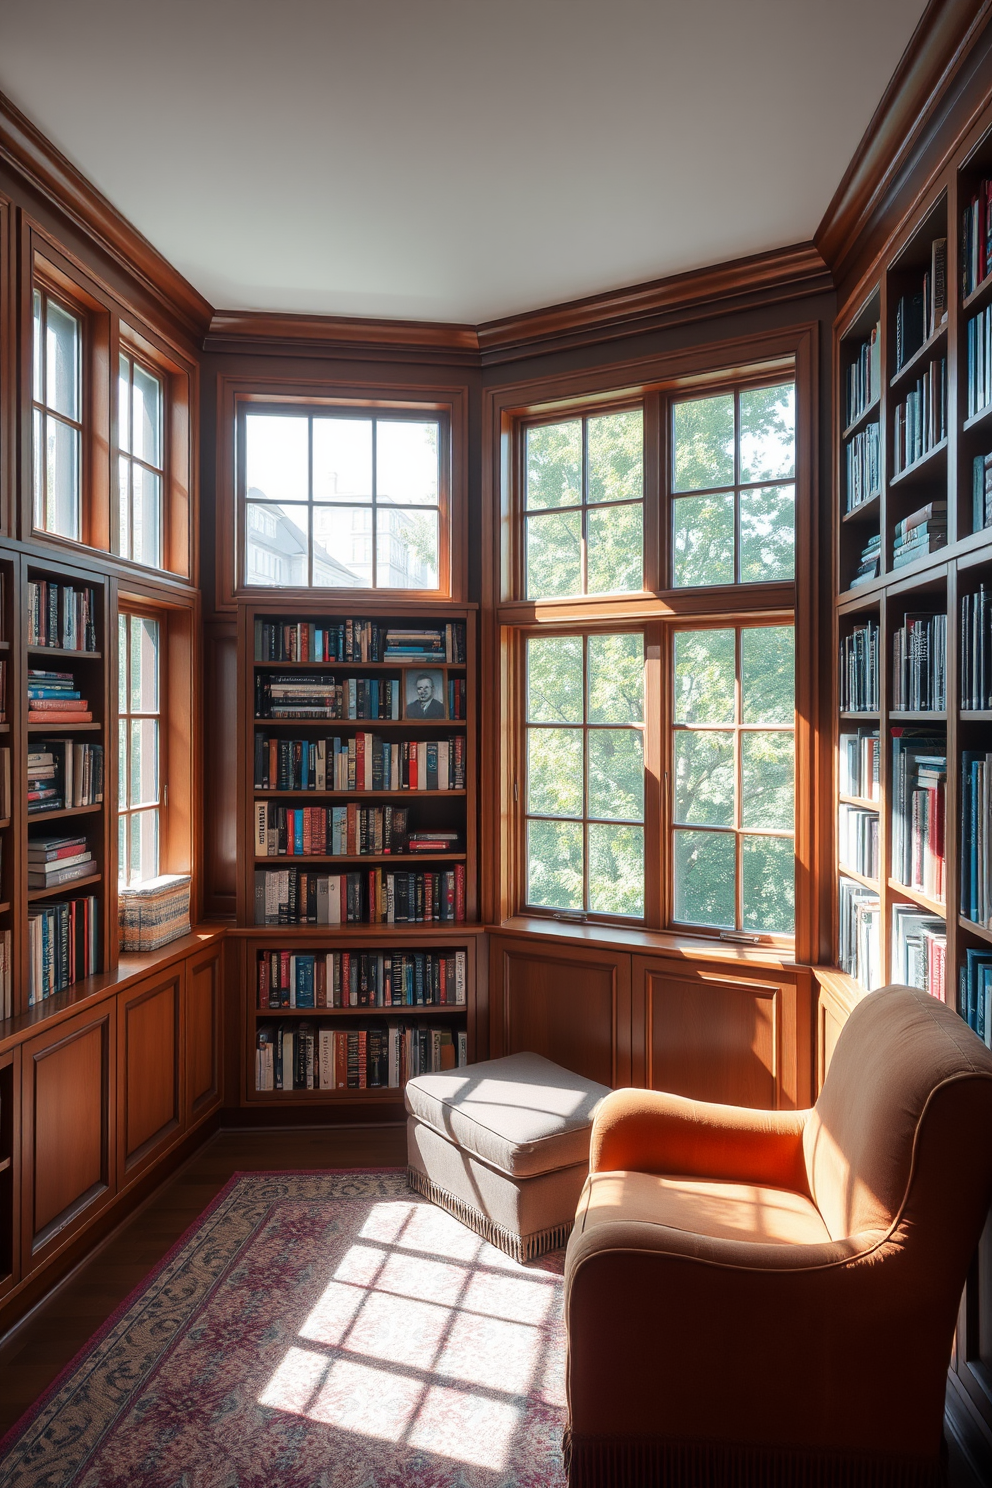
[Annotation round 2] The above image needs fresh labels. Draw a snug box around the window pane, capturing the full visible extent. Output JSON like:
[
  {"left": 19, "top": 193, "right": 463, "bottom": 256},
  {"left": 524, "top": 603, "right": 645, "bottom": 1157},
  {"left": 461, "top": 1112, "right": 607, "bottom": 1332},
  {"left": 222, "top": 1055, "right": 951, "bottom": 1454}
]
[
  {"left": 310, "top": 506, "right": 369, "bottom": 587},
  {"left": 32, "top": 407, "right": 44, "bottom": 529},
  {"left": 132, "top": 362, "right": 163, "bottom": 468},
  {"left": 33, "top": 290, "right": 43, "bottom": 403},
  {"left": 587, "top": 503, "right": 642, "bottom": 594},
  {"left": 130, "top": 618, "right": 159, "bottom": 713},
  {"left": 129, "top": 808, "right": 159, "bottom": 886},
  {"left": 739, "top": 384, "right": 795, "bottom": 484},
  {"left": 673, "top": 492, "right": 734, "bottom": 587},
  {"left": 674, "top": 829, "right": 735, "bottom": 927},
  {"left": 313, "top": 418, "right": 372, "bottom": 502},
  {"left": 131, "top": 466, "right": 162, "bottom": 568},
  {"left": 588, "top": 823, "right": 643, "bottom": 916},
  {"left": 673, "top": 394, "right": 734, "bottom": 492},
  {"left": 588, "top": 729, "right": 643, "bottom": 821},
  {"left": 376, "top": 420, "right": 438, "bottom": 506},
  {"left": 527, "top": 818, "right": 583, "bottom": 909},
  {"left": 46, "top": 299, "right": 80, "bottom": 420},
  {"left": 130, "top": 719, "right": 159, "bottom": 807},
  {"left": 527, "top": 728, "right": 582, "bottom": 816},
  {"left": 674, "top": 731, "right": 734, "bottom": 825},
  {"left": 119, "top": 355, "right": 131, "bottom": 454},
  {"left": 526, "top": 421, "right": 581, "bottom": 510},
  {"left": 118, "top": 454, "right": 131, "bottom": 556},
  {"left": 527, "top": 636, "right": 582, "bottom": 723},
  {"left": 245, "top": 414, "right": 308, "bottom": 504},
  {"left": 118, "top": 615, "right": 128, "bottom": 715},
  {"left": 742, "top": 835, "right": 794, "bottom": 934},
  {"left": 525, "top": 510, "right": 581, "bottom": 599},
  {"left": 118, "top": 717, "right": 127, "bottom": 810},
  {"left": 47, "top": 415, "right": 80, "bottom": 539},
  {"left": 674, "top": 630, "right": 735, "bottom": 724},
  {"left": 587, "top": 410, "right": 642, "bottom": 504},
  {"left": 246, "top": 502, "right": 311, "bottom": 586},
  {"left": 587, "top": 633, "right": 643, "bottom": 723},
  {"left": 375, "top": 507, "right": 438, "bottom": 589},
  {"left": 118, "top": 811, "right": 127, "bottom": 884},
  {"left": 740, "top": 484, "right": 795, "bottom": 582},
  {"left": 741, "top": 626, "right": 794, "bottom": 724},
  {"left": 741, "top": 733, "right": 794, "bottom": 830}
]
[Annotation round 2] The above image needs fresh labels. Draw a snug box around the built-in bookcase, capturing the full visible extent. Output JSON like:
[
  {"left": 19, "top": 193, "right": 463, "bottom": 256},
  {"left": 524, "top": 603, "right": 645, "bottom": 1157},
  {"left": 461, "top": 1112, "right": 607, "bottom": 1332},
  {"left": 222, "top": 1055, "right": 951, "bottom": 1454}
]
[
  {"left": 236, "top": 602, "right": 478, "bottom": 1107},
  {"left": 832, "top": 101, "right": 992, "bottom": 1449}
]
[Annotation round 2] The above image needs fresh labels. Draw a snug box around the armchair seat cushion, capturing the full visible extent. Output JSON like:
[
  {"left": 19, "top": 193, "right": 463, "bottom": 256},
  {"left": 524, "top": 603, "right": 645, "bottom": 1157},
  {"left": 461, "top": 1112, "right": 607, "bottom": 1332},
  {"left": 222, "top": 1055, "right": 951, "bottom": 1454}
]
[{"left": 576, "top": 1169, "right": 831, "bottom": 1249}]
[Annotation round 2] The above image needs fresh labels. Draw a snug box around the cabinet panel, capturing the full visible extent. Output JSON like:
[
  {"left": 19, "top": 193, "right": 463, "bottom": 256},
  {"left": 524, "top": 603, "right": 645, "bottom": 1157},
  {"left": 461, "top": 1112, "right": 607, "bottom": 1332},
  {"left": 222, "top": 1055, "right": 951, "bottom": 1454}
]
[
  {"left": 490, "top": 937, "right": 631, "bottom": 1087},
  {"left": 816, "top": 982, "right": 852, "bottom": 1095},
  {"left": 118, "top": 971, "right": 182, "bottom": 1180},
  {"left": 634, "top": 959, "right": 803, "bottom": 1109},
  {"left": 0, "top": 1048, "right": 18, "bottom": 1299},
  {"left": 22, "top": 1005, "right": 115, "bottom": 1264},
  {"left": 185, "top": 943, "right": 222, "bottom": 1121}
]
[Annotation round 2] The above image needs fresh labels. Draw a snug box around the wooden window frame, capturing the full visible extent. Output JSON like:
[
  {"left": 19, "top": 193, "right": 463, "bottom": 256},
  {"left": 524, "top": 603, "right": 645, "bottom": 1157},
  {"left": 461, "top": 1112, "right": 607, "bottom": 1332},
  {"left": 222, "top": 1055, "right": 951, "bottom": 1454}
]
[
  {"left": 117, "top": 604, "right": 164, "bottom": 887},
  {"left": 116, "top": 325, "right": 192, "bottom": 579},
  {"left": 31, "top": 282, "right": 84, "bottom": 541}
]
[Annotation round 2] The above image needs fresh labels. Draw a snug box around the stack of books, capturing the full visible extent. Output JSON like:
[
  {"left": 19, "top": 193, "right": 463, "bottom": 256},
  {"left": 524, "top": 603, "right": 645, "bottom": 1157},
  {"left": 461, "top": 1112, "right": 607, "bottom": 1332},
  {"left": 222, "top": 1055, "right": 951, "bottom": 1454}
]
[
  {"left": 892, "top": 501, "right": 947, "bottom": 568},
  {"left": 257, "top": 948, "right": 467, "bottom": 1009},
  {"left": 253, "top": 863, "right": 466, "bottom": 925},
  {"left": 960, "top": 750, "right": 992, "bottom": 928},
  {"left": 891, "top": 611, "right": 947, "bottom": 711},
  {"left": 892, "top": 358, "right": 947, "bottom": 474},
  {"left": 28, "top": 835, "right": 93, "bottom": 890},
  {"left": 27, "top": 894, "right": 99, "bottom": 1005},
  {"left": 894, "top": 242, "right": 946, "bottom": 372},
  {"left": 255, "top": 1020, "right": 467, "bottom": 1092},
  {"left": 837, "top": 804, "right": 880, "bottom": 880},
  {"left": 962, "top": 182, "right": 992, "bottom": 298},
  {"left": 408, "top": 831, "right": 460, "bottom": 853},
  {"left": 891, "top": 731, "right": 946, "bottom": 902},
  {"left": 838, "top": 877, "right": 881, "bottom": 990},
  {"left": 893, "top": 904, "right": 947, "bottom": 999},
  {"left": 839, "top": 728, "right": 880, "bottom": 801},
  {"left": 27, "top": 748, "right": 61, "bottom": 814},
  {"left": 967, "top": 304, "right": 992, "bottom": 418},
  {"left": 256, "top": 673, "right": 401, "bottom": 721},
  {"left": 839, "top": 619, "right": 880, "bottom": 712},
  {"left": 255, "top": 803, "right": 412, "bottom": 857},
  {"left": 959, "top": 949, "right": 992, "bottom": 1045},
  {"left": 851, "top": 533, "right": 881, "bottom": 587},
  {"left": 845, "top": 321, "right": 881, "bottom": 426},
  {"left": 845, "top": 423, "right": 880, "bottom": 514},
  {"left": 27, "top": 581, "right": 97, "bottom": 650},
  {"left": 384, "top": 625, "right": 466, "bottom": 662},
  {"left": 972, "top": 452, "right": 992, "bottom": 532},
  {"left": 27, "top": 670, "right": 92, "bottom": 724},
  {"left": 0, "top": 930, "right": 11, "bottom": 1021},
  {"left": 961, "top": 584, "right": 992, "bottom": 709}
]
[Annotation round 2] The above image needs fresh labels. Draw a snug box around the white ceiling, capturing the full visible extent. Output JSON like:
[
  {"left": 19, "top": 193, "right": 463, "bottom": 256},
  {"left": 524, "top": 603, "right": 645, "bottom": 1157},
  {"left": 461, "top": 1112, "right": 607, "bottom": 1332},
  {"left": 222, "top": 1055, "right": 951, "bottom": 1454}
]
[{"left": 0, "top": 0, "right": 927, "bottom": 325}]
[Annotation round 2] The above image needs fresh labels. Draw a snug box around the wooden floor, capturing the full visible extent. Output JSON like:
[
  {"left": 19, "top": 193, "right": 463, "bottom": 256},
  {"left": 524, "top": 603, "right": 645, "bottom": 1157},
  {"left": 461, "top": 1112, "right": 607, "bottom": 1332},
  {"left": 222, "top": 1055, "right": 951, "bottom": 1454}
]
[{"left": 0, "top": 1123, "right": 987, "bottom": 1486}]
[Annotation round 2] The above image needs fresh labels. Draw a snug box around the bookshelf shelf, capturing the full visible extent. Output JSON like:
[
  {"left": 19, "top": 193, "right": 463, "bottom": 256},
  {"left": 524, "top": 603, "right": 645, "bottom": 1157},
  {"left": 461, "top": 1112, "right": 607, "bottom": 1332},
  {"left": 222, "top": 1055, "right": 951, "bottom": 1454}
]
[
  {"left": 253, "top": 718, "right": 467, "bottom": 730},
  {"left": 841, "top": 398, "right": 881, "bottom": 442},
  {"left": 888, "top": 879, "right": 946, "bottom": 918},
  {"left": 839, "top": 711, "right": 880, "bottom": 722},
  {"left": 963, "top": 402, "right": 992, "bottom": 435},
  {"left": 962, "top": 268, "right": 992, "bottom": 311},
  {"left": 889, "top": 324, "right": 948, "bottom": 390},
  {"left": 838, "top": 865, "right": 879, "bottom": 892},
  {"left": 253, "top": 853, "right": 467, "bottom": 865},
  {"left": 961, "top": 709, "right": 992, "bottom": 720},
  {"left": 960, "top": 916, "right": 992, "bottom": 947},
  {"left": 0, "top": 904, "right": 11, "bottom": 917},
  {"left": 253, "top": 1004, "right": 463, "bottom": 1018},
  {"left": 26, "top": 647, "right": 102, "bottom": 660},
  {"left": 889, "top": 710, "right": 948, "bottom": 721},
  {"left": 28, "top": 722, "right": 101, "bottom": 734},
  {"left": 889, "top": 438, "right": 948, "bottom": 488},
  {"left": 0, "top": 1156, "right": 9, "bottom": 1176},
  {"left": 253, "top": 660, "right": 466, "bottom": 672},
  {"left": 253, "top": 789, "right": 467, "bottom": 799},
  {"left": 28, "top": 874, "right": 101, "bottom": 903},
  {"left": 839, "top": 794, "right": 880, "bottom": 810},
  {"left": 27, "top": 803, "right": 103, "bottom": 822},
  {"left": 842, "top": 493, "right": 880, "bottom": 523}
]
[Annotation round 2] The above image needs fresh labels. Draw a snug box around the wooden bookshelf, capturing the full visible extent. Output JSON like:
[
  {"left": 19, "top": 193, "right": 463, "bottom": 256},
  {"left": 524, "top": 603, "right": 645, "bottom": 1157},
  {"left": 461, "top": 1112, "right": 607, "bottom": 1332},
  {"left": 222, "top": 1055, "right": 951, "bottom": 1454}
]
[{"left": 237, "top": 602, "right": 478, "bottom": 1107}]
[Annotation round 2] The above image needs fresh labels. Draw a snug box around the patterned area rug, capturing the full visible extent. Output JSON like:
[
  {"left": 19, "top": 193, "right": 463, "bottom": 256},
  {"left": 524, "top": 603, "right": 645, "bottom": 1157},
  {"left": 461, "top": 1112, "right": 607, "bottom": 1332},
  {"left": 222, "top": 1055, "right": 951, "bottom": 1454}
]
[{"left": 0, "top": 1170, "right": 567, "bottom": 1488}]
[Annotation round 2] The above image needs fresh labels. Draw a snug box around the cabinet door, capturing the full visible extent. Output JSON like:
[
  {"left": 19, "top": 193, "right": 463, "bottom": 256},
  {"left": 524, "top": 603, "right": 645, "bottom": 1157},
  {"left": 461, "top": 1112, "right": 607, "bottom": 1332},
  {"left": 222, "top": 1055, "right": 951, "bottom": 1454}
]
[
  {"left": 0, "top": 1047, "right": 19, "bottom": 1299},
  {"left": 21, "top": 1003, "right": 116, "bottom": 1270},
  {"left": 185, "top": 943, "right": 222, "bottom": 1123},
  {"left": 489, "top": 936, "right": 631, "bottom": 1088},
  {"left": 117, "top": 968, "right": 183, "bottom": 1184},
  {"left": 633, "top": 958, "right": 808, "bottom": 1109},
  {"left": 816, "top": 980, "right": 853, "bottom": 1096}
]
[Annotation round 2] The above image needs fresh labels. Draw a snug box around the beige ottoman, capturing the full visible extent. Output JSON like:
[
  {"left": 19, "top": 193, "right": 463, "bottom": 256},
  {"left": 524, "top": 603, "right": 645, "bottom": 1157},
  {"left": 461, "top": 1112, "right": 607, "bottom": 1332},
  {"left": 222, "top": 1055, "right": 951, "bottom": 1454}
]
[{"left": 405, "top": 1051, "right": 610, "bottom": 1262}]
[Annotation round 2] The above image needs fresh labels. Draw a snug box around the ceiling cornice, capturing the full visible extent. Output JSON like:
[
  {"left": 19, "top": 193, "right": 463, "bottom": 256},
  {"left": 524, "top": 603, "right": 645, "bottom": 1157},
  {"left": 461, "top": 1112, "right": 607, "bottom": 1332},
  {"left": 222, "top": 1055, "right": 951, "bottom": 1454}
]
[
  {"left": 203, "top": 309, "right": 481, "bottom": 367},
  {"left": 815, "top": 0, "right": 992, "bottom": 284},
  {"left": 0, "top": 89, "right": 212, "bottom": 344}
]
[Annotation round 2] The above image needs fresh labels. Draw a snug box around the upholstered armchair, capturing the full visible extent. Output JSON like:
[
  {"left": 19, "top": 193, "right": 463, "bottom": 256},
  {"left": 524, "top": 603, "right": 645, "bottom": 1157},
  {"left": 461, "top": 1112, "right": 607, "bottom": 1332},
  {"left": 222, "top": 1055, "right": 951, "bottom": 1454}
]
[{"left": 563, "top": 984, "right": 992, "bottom": 1488}]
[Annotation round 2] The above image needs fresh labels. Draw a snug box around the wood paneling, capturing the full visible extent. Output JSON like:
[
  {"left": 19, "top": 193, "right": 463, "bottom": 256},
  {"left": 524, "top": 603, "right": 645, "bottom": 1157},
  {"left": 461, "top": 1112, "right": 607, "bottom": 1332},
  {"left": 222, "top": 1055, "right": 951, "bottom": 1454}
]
[
  {"left": 816, "top": 978, "right": 855, "bottom": 1096},
  {"left": 203, "top": 621, "right": 238, "bottom": 917},
  {"left": 185, "top": 944, "right": 222, "bottom": 1121},
  {"left": 21, "top": 1006, "right": 114, "bottom": 1265},
  {"left": 490, "top": 936, "right": 630, "bottom": 1088},
  {"left": 117, "top": 970, "right": 181, "bottom": 1180}
]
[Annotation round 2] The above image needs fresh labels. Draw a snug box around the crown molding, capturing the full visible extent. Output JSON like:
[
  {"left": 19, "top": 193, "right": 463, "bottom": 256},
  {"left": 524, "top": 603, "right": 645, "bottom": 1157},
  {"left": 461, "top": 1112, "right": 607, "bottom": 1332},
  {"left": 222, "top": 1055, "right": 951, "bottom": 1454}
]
[
  {"left": 0, "top": 89, "right": 212, "bottom": 344},
  {"left": 475, "top": 243, "right": 833, "bottom": 365},
  {"left": 203, "top": 309, "right": 481, "bottom": 366},
  {"left": 815, "top": 0, "right": 992, "bottom": 285}
]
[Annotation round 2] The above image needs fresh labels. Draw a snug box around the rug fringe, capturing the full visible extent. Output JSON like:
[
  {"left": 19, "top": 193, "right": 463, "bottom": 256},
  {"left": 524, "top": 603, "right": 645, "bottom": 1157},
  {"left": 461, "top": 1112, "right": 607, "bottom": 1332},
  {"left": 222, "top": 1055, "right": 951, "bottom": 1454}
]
[{"left": 407, "top": 1167, "right": 573, "bottom": 1262}]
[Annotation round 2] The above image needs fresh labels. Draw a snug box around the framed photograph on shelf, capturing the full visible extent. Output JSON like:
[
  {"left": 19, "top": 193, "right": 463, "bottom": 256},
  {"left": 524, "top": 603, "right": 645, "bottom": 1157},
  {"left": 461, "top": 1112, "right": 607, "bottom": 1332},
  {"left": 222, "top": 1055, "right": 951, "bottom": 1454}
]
[{"left": 404, "top": 669, "right": 446, "bottom": 719}]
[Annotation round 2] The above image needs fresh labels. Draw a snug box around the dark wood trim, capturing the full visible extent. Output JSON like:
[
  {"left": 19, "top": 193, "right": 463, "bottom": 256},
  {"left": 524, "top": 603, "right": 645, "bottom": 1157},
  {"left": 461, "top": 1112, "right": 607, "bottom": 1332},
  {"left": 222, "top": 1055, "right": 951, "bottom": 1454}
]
[{"left": 204, "top": 309, "right": 479, "bottom": 365}]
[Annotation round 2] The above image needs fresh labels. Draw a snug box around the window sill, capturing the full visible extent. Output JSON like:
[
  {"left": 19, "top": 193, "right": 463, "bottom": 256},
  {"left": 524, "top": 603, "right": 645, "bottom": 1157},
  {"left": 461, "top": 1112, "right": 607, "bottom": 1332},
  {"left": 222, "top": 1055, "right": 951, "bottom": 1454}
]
[{"left": 491, "top": 915, "right": 800, "bottom": 970}]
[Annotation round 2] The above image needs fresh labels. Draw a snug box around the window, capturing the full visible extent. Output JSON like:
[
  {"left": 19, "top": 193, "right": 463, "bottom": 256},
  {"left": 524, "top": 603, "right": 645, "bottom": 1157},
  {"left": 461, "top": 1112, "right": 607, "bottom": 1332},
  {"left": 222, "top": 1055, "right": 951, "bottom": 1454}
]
[
  {"left": 242, "top": 410, "right": 444, "bottom": 590},
  {"left": 525, "top": 632, "right": 645, "bottom": 917},
  {"left": 118, "top": 612, "right": 161, "bottom": 885},
  {"left": 32, "top": 287, "right": 82, "bottom": 540},
  {"left": 672, "top": 382, "right": 795, "bottom": 587},
  {"left": 118, "top": 352, "right": 164, "bottom": 568},
  {"left": 524, "top": 409, "right": 643, "bottom": 598}
]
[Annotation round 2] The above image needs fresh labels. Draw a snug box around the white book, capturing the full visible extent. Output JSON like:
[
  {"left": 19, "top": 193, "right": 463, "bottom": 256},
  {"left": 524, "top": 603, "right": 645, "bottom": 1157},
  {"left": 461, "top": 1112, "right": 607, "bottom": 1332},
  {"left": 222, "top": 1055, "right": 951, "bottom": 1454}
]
[
  {"left": 264, "top": 872, "right": 279, "bottom": 922},
  {"left": 316, "top": 739, "right": 326, "bottom": 791},
  {"left": 282, "top": 1031, "right": 294, "bottom": 1091},
  {"left": 289, "top": 955, "right": 297, "bottom": 1007},
  {"left": 255, "top": 802, "right": 269, "bottom": 855},
  {"left": 437, "top": 740, "right": 449, "bottom": 790},
  {"left": 326, "top": 875, "right": 342, "bottom": 925},
  {"left": 319, "top": 1029, "right": 333, "bottom": 1088},
  {"left": 316, "top": 876, "right": 329, "bottom": 924},
  {"left": 455, "top": 950, "right": 466, "bottom": 1005}
]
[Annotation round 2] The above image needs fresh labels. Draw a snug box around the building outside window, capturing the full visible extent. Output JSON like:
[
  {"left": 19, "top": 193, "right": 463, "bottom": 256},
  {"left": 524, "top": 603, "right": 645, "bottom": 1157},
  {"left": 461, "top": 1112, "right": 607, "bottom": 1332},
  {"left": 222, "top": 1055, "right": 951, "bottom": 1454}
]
[
  {"left": 32, "top": 288, "right": 82, "bottom": 540},
  {"left": 119, "top": 351, "right": 164, "bottom": 568},
  {"left": 118, "top": 611, "right": 161, "bottom": 886}
]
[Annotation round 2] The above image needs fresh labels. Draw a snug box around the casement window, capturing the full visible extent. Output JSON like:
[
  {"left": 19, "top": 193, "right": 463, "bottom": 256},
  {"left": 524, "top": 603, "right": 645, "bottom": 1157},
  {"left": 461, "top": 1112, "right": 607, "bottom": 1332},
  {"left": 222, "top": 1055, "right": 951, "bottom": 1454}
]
[
  {"left": 239, "top": 406, "right": 449, "bottom": 592},
  {"left": 118, "top": 351, "right": 164, "bottom": 568},
  {"left": 509, "top": 366, "right": 799, "bottom": 943},
  {"left": 118, "top": 610, "right": 162, "bottom": 886},
  {"left": 32, "top": 287, "right": 83, "bottom": 540}
]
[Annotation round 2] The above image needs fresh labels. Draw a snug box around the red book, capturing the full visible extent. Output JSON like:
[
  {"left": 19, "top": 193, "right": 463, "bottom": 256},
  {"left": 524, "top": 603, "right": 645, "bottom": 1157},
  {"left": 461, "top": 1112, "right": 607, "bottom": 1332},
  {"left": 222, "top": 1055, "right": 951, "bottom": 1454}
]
[
  {"left": 258, "top": 957, "right": 269, "bottom": 1010},
  {"left": 29, "top": 710, "right": 93, "bottom": 723},
  {"left": 315, "top": 958, "right": 326, "bottom": 1008},
  {"left": 455, "top": 863, "right": 465, "bottom": 921},
  {"left": 356, "top": 731, "right": 366, "bottom": 791},
  {"left": 439, "top": 957, "right": 447, "bottom": 1006},
  {"left": 29, "top": 697, "right": 89, "bottom": 711}
]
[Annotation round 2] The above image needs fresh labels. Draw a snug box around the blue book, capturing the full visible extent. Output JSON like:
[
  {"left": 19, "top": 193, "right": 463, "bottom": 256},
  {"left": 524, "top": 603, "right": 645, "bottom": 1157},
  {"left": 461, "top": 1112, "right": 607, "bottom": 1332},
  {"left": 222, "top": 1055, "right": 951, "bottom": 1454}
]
[
  {"left": 296, "top": 955, "right": 315, "bottom": 1008},
  {"left": 293, "top": 811, "right": 303, "bottom": 856}
]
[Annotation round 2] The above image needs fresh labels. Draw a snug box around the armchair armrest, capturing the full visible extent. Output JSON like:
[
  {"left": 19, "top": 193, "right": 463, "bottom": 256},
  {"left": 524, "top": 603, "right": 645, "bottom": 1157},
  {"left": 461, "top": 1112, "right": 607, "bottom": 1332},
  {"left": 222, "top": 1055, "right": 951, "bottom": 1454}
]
[{"left": 589, "top": 1087, "right": 810, "bottom": 1192}]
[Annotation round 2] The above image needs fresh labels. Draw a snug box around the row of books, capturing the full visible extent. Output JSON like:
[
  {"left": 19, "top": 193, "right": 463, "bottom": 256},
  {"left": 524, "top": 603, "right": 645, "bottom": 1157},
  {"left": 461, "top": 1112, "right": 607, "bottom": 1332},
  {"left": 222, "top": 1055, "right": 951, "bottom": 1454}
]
[
  {"left": 840, "top": 619, "right": 880, "bottom": 713},
  {"left": 894, "top": 241, "right": 947, "bottom": 370},
  {"left": 892, "top": 500, "right": 946, "bottom": 569},
  {"left": 972, "top": 452, "right": 992, "bottom": 534},
  {"left": 255, "top": 674, "right": 467, "bottom": 722},
  {"left": 838, "top": 877, "right": 881, "bottom": 990},
  {"left": 845, "top": 322, "right": 881, "bottom": 428},
  {"left": 256, "top": 948, "right": 468, "bottom": 1009},
  {"left": 253, "top": 864, "right": 466, "bottom": 925},
  {"left": 845, "top": 422, "right": 880, "bottom": 512},
  {"left": 891, "top": 611, "right": 946, "bottom": 711},
  {"left": 961, "top": 750, "right": 992, "bottom": 928},
  {"left": 891, "top": 358, "right": 946, "bottom": 475},
  {"left": 0, "top": 747, "right": 10, "bottom": 820},
  {"left": 960, "top": 949, "right": 992, "bottom": 1046},
  {"left": 838, "top": 804, "right": 880, "bottom": 882},
  {"left": 0, "top": 659, "right": 6, "bottom": 722},
  {"left": 839, "top": 728, "right": 880, "bottom": 801},
  {"left": 254, "top": 1021, "right": 467, "bottom": 1092},
  {"left": 851, "top": 533, "right": 880, "bottom": 587},
  {"left": 254, "top": 619, "right": 466, "bottom": 664},
  {"left": 893, "top": 904, "right": 946, "bottom": 999},
  {"left": 27, "top": 742, "right": 104, "bottom": 814},
  {"left": 962, "top": 182, "right": 992, "bottom": 298},
  {"left": 27, "top": 581, "right": 97, "bottom": 651},
  {"left": 253, "top": 734, "right": 466, "bottom": 793},
  {"left": 254, "top": 802, "right": 458, "bottom": 859},
  {"left": 28, "top": 834, "right": 94, "bottom": 890},
  {"left": 967, "top": 305, "right": 992, "bottom": 418},
  {"left": 28, "top": 669, "right": 93, "bottom": 725},
  {"left": 961, "top": 584, "right": 992, "bottom": 709},
  {"left": 0, "top": 930, "right": 11, "bottom": 1021},
  {"left": 891, "top": 732, "right": 946, "bottom": 903},
  {"left": 27, "top": 895, "right": 99, "bottom": 1005}
]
